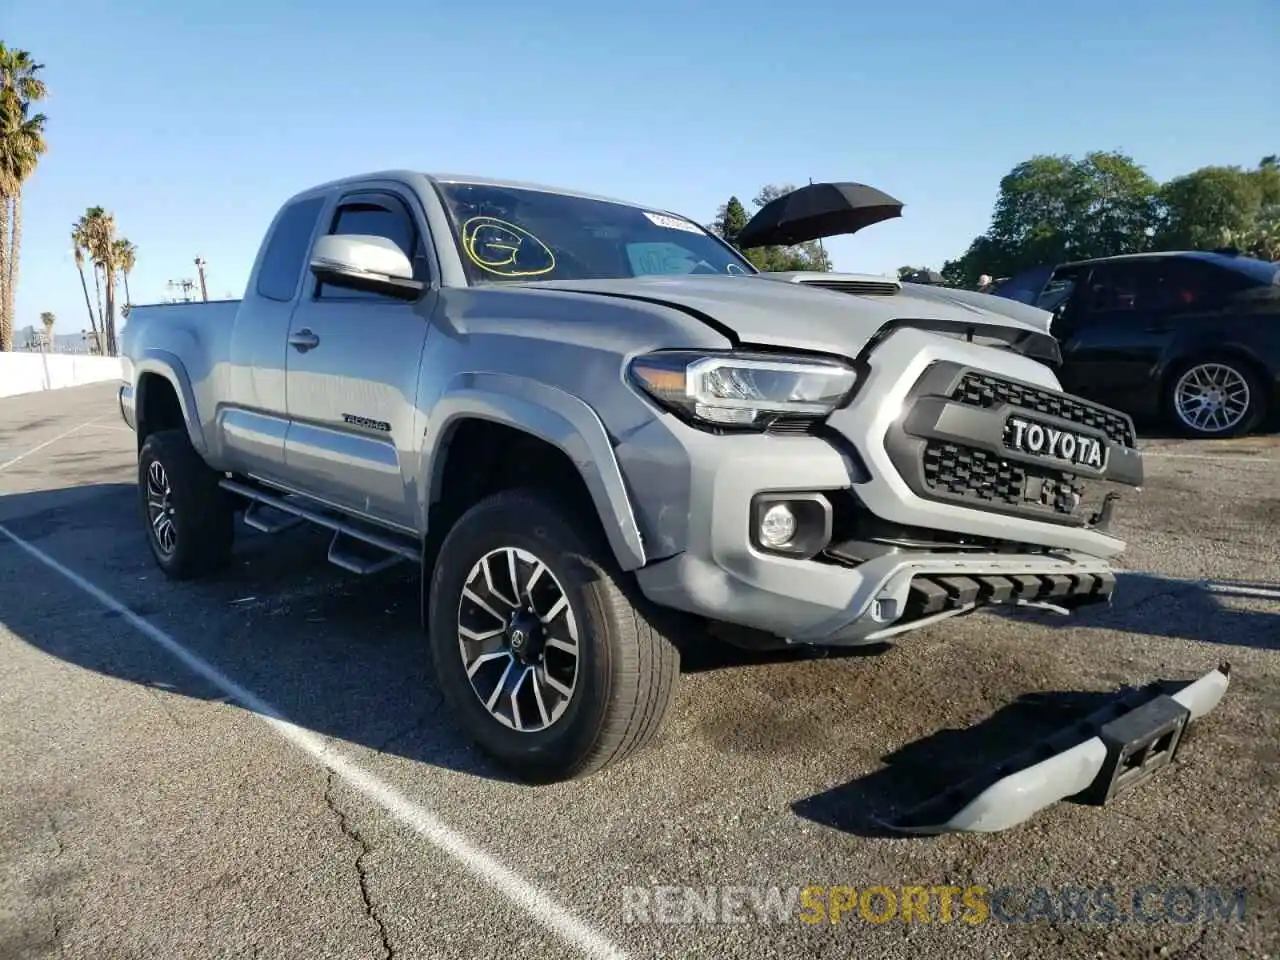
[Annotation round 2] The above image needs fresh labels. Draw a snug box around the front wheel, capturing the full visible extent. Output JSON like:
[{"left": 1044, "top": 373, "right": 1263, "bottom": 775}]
[
  {"left": 426, "top": 489, "right": 680, "bottom": 782},
  {"left": 137, "top": 429, "right": 235, "bottom": 579},
  {"left": 1165, "top": 357, "right": 1266, "bottom": 439}
]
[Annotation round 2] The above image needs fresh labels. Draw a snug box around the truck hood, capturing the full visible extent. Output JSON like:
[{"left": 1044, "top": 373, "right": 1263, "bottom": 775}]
[{"left": 522, "top": 274, "right": 1055, "bottom": 359}]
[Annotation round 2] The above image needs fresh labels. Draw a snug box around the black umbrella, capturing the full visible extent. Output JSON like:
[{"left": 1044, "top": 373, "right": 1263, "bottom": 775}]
[{"left": 736, "top": 181, "right": 904, "bottom": 249}]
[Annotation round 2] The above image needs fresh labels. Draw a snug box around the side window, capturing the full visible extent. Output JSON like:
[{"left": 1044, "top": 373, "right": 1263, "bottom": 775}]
[
  {"left": 990, "top": 265, "right": 1053, "bottom": 305},
  {"left": 1163, "top": 260, "right": 1246, "bottom": 309},
  {"left": 256, "top": 196, "right": 325, "bottom": 302},
  {"left": 317, "top": 195, "right": 430, "bottom": 300},
  {"left": 1086, "top": 259, "right": 1236, "bottom": 316},
  {"left": 1083, "top": 263, "right": 1164, "bottom": 314}
]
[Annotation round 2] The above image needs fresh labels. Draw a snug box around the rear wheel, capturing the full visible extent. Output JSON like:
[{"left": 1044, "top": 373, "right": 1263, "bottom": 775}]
[
  {"left": 1165, "top": 356, "right": 1265, "bottom": 438},
  {"left": 137, "top": 429, "right": 235, "bottom": 579},
  {"left": 426, "top": 488, "right": 680, "bottom": 782}
]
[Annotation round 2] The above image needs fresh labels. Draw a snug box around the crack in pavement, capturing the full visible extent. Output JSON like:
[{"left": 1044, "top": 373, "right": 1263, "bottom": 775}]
[{"left": 324, "top": 770, "right": 394, "bottom": 960}]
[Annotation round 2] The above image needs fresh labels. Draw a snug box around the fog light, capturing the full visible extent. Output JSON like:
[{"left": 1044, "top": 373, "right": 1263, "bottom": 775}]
[
  {"left": 749, "top": 493, "right": 834, "bottom": 559},
  {"left": 759, "top": 503, "right": 797, "bottom": 548}
]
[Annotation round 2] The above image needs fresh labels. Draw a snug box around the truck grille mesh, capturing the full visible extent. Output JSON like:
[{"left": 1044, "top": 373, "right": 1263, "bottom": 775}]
[
  {"left": 922, "top": 441, "right": 1086, "bottom": 517},
  {"left": 951, "top": 372, "right": 1135, "bottom": 448}
]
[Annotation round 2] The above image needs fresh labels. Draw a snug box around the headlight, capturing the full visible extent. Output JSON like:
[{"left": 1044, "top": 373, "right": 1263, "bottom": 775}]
[{"left": 628, "top": 350, "right": 857, "bottom": 428}]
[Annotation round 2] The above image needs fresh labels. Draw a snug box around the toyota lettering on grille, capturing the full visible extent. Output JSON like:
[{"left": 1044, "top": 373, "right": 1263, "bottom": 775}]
[{"left": 1007, "top": 416, "right": 1105, "bottom": 469}]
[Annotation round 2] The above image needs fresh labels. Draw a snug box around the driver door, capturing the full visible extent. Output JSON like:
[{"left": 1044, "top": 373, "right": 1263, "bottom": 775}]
[{"left": 282, "top": 188, "right": 438, "bottom": 530}]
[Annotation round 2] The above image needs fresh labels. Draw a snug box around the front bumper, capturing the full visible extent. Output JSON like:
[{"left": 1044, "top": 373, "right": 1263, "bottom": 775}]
[
  {"left": 628, "top": 326, "right": 1144, "bottom": 644},
  {"left": 881, "top": 664, "right": 1231, "bottom": 833}
]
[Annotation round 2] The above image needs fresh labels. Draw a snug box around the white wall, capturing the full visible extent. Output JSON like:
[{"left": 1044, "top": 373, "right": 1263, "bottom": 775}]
[{"left": 0, "top": 352, "right": 124, "bottom": 399}]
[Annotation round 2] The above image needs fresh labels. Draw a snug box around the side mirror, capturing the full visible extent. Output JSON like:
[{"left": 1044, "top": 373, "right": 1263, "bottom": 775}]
[{"left": 309, "top": 234, "right": 424, "bottom": 301}]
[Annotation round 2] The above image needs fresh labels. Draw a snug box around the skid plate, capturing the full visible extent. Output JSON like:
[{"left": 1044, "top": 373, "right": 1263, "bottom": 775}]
[
  {"left": 904, "top": 569, "right": 1116, "bottom": 620},
  {"left": 880, "top": 663, "right": 1230, "bottom": 834}
]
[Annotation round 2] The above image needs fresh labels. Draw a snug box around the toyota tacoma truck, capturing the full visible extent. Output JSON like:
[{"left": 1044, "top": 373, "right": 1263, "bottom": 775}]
[{"left": 117, "top": 171, "right": 1145, "bottom": 783}]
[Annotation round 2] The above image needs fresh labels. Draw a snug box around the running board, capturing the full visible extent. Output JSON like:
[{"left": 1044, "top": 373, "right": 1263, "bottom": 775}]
[
  {"left": 242, "top": 500, "right": 305, "bottom": 535},
  {"left": 220, "top": 478, "right": 418, "bottom": 574},
  {"left": 878, "top": 663, "right": 1231, "bottom": 834},
  {"left": 326, "top": 530, "right": 407, "bottom": 575}
]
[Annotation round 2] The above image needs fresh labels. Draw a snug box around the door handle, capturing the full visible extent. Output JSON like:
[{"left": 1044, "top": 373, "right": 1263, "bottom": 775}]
[{"left": 288, "top": 328, "right": 320, "bottom": 352}]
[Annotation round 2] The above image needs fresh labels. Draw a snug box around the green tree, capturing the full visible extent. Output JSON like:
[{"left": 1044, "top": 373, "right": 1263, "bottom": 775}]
[
  {"left": 1252, "top": 155, "right": 1280, "bottom": 207},
  {"left": 1154, "top": 164, "right": 1263, "bottom": 251},
  {"left": 0, "top": 43, "right": 49, "bottom": 352},
  {"left": 942, "top": 152, "right": 1160, "bottom": 288},
  {"left": 712, "top": 195, "right": 749, "bottom": 247},
  {"left": 1243, "top": 203, "right": 1280, "bottom": 261}
]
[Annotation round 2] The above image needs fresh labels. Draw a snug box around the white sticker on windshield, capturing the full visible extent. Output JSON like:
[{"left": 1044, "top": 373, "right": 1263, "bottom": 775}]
[
  {"left": 643, "top": 211, "right": 703, "bottom": 234},
  {"left": 627, "top": 242, "right": 699, "bottom": 276}
]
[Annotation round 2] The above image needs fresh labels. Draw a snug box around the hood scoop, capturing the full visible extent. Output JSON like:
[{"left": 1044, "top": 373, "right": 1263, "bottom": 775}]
[{"left": 761, "top": 271, "right": 902, "bottom": 297}]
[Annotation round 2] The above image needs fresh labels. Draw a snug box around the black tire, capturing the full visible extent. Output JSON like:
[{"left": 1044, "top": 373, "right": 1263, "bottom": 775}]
[
  {"left": 427, "top": 488, "right": 680, "bottom": 782},
  {"left": 1163, "top": 355, "right": 1267, "bottom": 439},
  {"left": 137, "top": 428, "right": 235, "bottom": 579}
]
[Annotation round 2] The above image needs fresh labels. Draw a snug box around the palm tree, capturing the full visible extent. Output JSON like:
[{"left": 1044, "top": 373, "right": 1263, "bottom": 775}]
[
  {"left": 71, "top": 226, "right": 99, "bottom": 348},
  {"left": 113, "top": 237, "right": 137, "bottom": 305},
  {"left": 39, "top": 309, "right": 54, "bottom": 348},
  {"left": 75, "top": 208, "right": 110, "bottom": 350},
  {"left": 79, "top": 206, "right": 120, "bottom": 355},
  {"left": 0, "top": 43, "right": 49, "bottom": 352}
]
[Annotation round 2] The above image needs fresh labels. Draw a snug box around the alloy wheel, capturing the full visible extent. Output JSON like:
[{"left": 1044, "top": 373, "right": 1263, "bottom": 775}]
[
  {"left": 146, "top": 459, "right": 178, "bottom": 555},
  {"left": 456, "top": 546, "right": 581, "bottom": 732},
  {"left": 1174, "top": 362, "right": 1251, "bottom": 434}
]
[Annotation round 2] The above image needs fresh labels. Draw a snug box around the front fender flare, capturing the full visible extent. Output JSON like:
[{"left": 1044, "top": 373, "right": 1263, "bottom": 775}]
[
  {"left": 133, "top": 350, "right": 207, "bottom": 454},
  {"left": 424, "top": 372, "right": 647, "bottom": 571}
]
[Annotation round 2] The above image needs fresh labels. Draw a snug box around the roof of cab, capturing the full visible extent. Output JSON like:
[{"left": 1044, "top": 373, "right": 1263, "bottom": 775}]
[{"left": 282, "top": 168, "right": 666, "bottom": 212}]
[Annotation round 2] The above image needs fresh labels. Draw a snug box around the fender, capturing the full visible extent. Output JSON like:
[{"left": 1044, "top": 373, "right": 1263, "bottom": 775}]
[
  {"left": 422, "top": 371, "right": 647, "bottom": 571},
  {"left": 133, "top": 350, "right": 208, "bottom": 454},
  {"left": 1155, "top": 334, "right": 1275, "bottom": 384}
]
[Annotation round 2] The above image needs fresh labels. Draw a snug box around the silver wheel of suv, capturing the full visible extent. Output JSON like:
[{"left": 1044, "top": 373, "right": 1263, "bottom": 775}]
[
  {"left": 456, "top": 546, "right": 580, "bottom": 733},
  {"left": 145, "top": 459, "right": 178, "bottom": 555},
  {"left": 1174, "top": 362, "right": 1251, "bottom": 434}
]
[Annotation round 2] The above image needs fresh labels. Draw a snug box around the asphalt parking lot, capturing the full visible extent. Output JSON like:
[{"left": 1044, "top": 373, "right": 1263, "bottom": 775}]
[{"left": 1, "top": 383, "right": 1277, "bottom": 960}]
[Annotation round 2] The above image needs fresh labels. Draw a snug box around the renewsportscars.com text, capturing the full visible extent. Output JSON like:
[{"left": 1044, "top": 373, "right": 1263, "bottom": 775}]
[{"left": 620, "top": 884, "right": 1249, "bottom": 926}]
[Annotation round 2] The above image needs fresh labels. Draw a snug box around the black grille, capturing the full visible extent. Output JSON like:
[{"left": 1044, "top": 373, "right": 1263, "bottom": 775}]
[
  {"left": 797, "top": 278, "right": 901, "bottom": 296},
  {"left": 951, "top": 372, "right": 1135, "bottom": 448},
  {"left": 922, "top": 441, "right": 1086, "bottom": 517}
]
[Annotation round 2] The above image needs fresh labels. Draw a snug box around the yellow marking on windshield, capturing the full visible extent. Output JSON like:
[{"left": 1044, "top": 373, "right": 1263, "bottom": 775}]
[{"left": 461, "top": 216, "right": 556, "bottom": 278}]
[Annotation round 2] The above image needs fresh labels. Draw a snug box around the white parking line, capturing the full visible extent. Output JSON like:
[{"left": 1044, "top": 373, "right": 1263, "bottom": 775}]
[
  {"left": 0, "top": 523, "right": 630, "bottom": 960},
  {"left": 0, "top": 419, "right": 102, "bottom": 473}
]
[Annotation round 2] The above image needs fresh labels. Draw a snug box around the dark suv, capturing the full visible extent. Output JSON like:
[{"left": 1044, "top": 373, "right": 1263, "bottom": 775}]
[{"left": 992, "top": 251, "right": 1280, "bottom": 438}]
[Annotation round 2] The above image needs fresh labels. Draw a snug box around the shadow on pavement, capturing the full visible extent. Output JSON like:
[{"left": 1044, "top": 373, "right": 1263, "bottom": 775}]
[
  {"left": 0, "top": 480, "right": 886, "bottom": 788},
  {"left": 0, "top": 482, "right": 518, "bottom": 784},
  {"left": 991, "top": 572, "right": 1279, "bottom": 651}
]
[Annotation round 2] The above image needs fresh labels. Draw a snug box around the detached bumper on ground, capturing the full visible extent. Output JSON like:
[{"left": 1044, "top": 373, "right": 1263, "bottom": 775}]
[{"left": 882, "top": 663, "right": 1232, "bottom": 834}]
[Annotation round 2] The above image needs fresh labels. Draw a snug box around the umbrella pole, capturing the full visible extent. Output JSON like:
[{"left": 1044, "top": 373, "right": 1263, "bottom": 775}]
[{"left": 809, "top": 177, "right": 828, "bottom": 268}]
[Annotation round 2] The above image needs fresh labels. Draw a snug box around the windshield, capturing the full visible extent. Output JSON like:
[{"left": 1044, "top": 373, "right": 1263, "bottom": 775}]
[{"left": 435, "top": 182, "right": 757, "bottom": 283}]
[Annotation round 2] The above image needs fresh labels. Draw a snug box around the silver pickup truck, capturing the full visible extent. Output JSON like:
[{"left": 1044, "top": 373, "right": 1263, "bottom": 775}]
[{"left": 117, "top": 171, "right": 1144, "bottom": 782}]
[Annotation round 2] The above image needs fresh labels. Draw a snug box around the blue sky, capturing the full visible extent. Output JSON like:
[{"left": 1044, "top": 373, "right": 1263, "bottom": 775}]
[{"left": 6, "top": 0, "right": 1278, "bottom": 339}]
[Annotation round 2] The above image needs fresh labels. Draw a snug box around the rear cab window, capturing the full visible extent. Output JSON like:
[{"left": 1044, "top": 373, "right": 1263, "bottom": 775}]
[{"left": 256, "top": 196, "right": 326, "bottom": 302}]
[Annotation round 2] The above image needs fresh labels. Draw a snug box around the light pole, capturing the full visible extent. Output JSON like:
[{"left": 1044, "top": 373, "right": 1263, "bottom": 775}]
[{"left": 195, "top": 257, "right": 209, "bottom": 302}]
